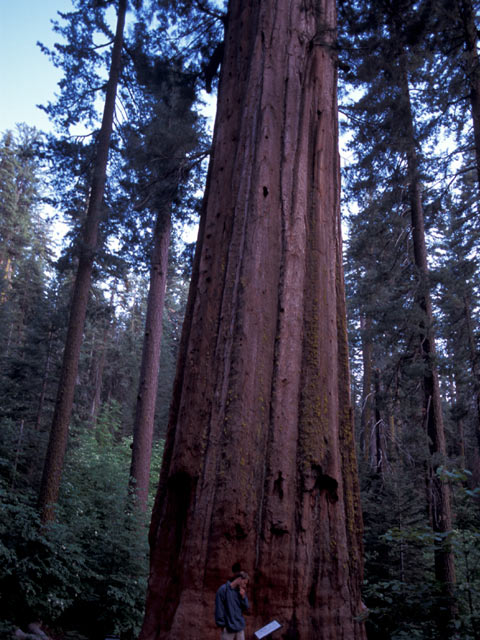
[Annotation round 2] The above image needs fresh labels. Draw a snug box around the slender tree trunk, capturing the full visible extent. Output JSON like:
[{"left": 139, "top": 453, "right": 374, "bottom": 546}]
[
  {"left": 90, "top": 286, "right": 116, "bottom": 427},
  {"left": 34, "top": 328, "right": 54, "bottom": 431},
  {"left": 11, "top": 420, "right": 25, "bottom": 490},
  {"left": 89, "top": 330, "right": 108, "bottom": 426},
  {"left": 373, "top": 368, "right": 385, "bottom": 474},
  {"left": 360, "top": 314, "right": 373, "bottom": 460},
  {"left": 38, "top": 0, "right": 127, "bottom": 524},
  {"left": 447, "top": 348, "right": 466, "bottom": 467},
  {"left": 457, "top": 418, "right": 466, "bottom": 466},
  {"left": 464, "top": 294, "right": 480, "bottom": 450},
  {"left": 129, "top": 214, "right": 171, "bottom": 512},
  {"left": 462, "top": 292, "right": 480, "bottom": 481},
  {"left": 139, "top": 1, "right": 365, "bottom": 639},
  {"left": 0, "top": 254, "right": 13, "bottom": 303},
  {"left": 455, "top": 0, "right": 480, "bottom": 188},
  {"left": 399, "top": 59, "right": 457, "bottom": 637}
]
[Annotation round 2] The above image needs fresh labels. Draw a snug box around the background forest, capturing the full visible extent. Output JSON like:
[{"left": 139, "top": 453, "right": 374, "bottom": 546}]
[{"left": 1, "top": 0, "right": 480, "bottom": 639}]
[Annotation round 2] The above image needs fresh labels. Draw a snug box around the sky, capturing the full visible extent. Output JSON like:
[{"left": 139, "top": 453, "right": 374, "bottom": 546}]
[
  {"left": 0, "top": 1, "right": 209, "bottom": 249},
  {"left": 0, "top": 1, "right": 217, "bottom": 133},
  {"left": 0, "top": 2, "right": 78, "bottom": 252},
  {"left": 1, "top": 0, "right": 74, "bottom": 133}
]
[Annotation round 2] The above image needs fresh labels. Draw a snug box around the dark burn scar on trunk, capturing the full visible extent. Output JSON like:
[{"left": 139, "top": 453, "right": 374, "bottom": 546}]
[
  {"left": 273, "top": 471, "right": 284, "bottom": 499},
  {"left": 303, "top": 464, "right": 338, "bottom": 502}
]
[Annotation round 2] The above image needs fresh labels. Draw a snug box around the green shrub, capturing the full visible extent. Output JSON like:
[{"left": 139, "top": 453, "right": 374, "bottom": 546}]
[
  {"left": 0, "top": 404, "right": 164, "bottom": 639},
  {"left": 362, "top": 468, "right": 480, "bottom": 639}
]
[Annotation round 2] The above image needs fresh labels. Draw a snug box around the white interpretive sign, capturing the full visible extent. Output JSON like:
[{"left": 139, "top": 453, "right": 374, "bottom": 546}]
[{"left": 254, "top": 620, "right": 282, "bottom": 638}]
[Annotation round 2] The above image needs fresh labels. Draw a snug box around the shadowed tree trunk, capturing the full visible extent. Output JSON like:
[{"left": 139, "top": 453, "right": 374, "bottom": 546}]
[
  {"left": 38, "top": 0, "right": 127, "bottom": 524},
  {"left": 464, "top": 294, "right": 480, "bottom": 448},
  {"left": 398, "top": 57, "right": 457, "bottom": 638},
  {"left": 372, "top": 369, "right": 386, "bottom": 474},
  {"left": 129, "top": 213, "right": 171, "bottom": 512},
  {"left": 360, "top": 315, "right": 374, "bottom": 461},
  {"left": 139, "top": 1, "right": 366, "bottom": 639},
  {"left": 452, "top": 368, "right": 466, "bottom": 468},
  {"left": 89, "top": 323, "right": 109, "bottom": 426},
  {"left": 34, "top": 327, "right": 54, "bottom": 431},
  {"left": 90, "top": 286, "right": 116, "bottom": 427},
  {"left": 463, "top": 292, "right": 480, "bottom": 481}
]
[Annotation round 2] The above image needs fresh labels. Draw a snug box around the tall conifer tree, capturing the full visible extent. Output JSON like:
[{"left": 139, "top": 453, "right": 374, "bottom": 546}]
[
  {"left": 340, "top": 0, "right": 458, "bottom": 634},
  {"left": 124, "top": 60, "right": 204, "bottom": 512},
  {"left": 38, "top": 0, "right": 128, "bottom": 524}
]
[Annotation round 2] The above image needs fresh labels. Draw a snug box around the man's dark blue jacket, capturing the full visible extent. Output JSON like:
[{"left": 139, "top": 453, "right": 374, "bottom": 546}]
[{"left": 215, "top": 581, "right": 249, "bottom": 632}]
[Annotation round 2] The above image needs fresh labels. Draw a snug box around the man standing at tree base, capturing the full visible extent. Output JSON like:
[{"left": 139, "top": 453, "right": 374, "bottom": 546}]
[{"left": 215, "top": 572, "right": 250, "bottom": 639}]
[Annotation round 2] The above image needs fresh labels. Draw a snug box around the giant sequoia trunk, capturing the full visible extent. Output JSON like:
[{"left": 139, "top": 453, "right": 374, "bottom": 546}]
[
  {"left": 38, "top": 0, "right": 127, "bottom": 524},
  {"left": 399, "top": 60, "right": 457, "bottom": 637},
  {"left": 139, "top": 1, "right": 365, "bottom": 639}
]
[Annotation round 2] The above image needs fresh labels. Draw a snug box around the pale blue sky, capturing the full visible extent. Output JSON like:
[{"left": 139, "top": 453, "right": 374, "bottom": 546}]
[
  {"left": 0, "top": 2, "right": 216, "bottom": 132},
  {"left": 1, "top": 0, "right": 74, "bottom": 132}
]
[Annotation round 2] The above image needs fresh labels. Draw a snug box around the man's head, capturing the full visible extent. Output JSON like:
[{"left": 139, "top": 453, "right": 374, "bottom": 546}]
[{"left": 231, "top": 570, "right": 249, "bottom": 590}]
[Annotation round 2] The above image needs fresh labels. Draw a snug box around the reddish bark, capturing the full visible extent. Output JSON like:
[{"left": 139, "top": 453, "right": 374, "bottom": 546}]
[
  {"left": 129, "top": 214, "right": 171, "bottom": 512},
  {"left": 38, "top": 0, "right": 127, "bottom": 524},
  {"left": 139, "top": 1, "right": 365, "bottom": 639}
]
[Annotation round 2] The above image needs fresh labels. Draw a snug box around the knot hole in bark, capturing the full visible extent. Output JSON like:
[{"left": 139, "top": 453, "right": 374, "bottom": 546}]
[{"left": 263, "top": 185, "right": 269, "bottom": 197}]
